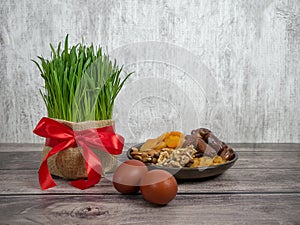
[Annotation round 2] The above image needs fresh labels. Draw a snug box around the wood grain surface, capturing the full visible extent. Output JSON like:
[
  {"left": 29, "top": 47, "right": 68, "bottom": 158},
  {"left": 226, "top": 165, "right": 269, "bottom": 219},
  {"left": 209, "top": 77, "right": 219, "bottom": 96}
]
[
  {"left": 1, "top": 0, "right": 299, "bottom": 143},
  {"left": 0, "top": 144, "right": 299, "bottom": 224},
  {"left": 1, "top": 194, "right": 299, "bottom": 225}
]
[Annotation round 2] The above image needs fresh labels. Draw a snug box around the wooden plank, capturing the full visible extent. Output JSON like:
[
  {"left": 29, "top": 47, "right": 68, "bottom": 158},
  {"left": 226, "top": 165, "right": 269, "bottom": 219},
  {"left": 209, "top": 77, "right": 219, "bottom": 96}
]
[
  {"left": 235, "top": 151, "right": 300, "bottom": 169},
  {"left": 1, "top": 143, "right": 299, "bottom": 152},
  {"left": 0, "top": 168, "right": 299, "bottom": 195},
  {"left": 0, "top": 151, "right": 41, "bottom": 170},
  {"left": 0, "top": 143, "right": 43, "bottom": 152},
  {"left": 0, "top": 151, "right": 299, "bottom": 170},
  {"left": 0, "top": 194, "right": 299, "bottom": 225},
  {"left": 229, "top": 143, "right": 300, "bottom": 152},
  {"left": 125, "top": 143, "right": 300, "bottom": 152},
  {"left": 2, "top": 1, "right": 300, "bottom": 144}
]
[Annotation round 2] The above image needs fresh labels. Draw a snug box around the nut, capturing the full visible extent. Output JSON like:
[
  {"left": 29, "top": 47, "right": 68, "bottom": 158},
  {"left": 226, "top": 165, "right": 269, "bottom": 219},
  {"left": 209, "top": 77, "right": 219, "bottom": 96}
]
[
  {"left": 157, "top": 151, "right": 169, "bottom": 164},
  {"left": 156, "top": 145, "right": 196, "bottom": 167},
  {"left": 130, "top": 151, "right": 142, "bottom": 156},
  {"left": 131, "top": 147, "right": 139, "bottom": 152},
  {"left": 132, "top": 155, "right": 142, "bottom": 161}
]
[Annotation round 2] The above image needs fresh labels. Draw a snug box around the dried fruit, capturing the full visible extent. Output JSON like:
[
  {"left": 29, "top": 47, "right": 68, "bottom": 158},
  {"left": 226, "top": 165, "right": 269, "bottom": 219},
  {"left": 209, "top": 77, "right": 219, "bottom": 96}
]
[
  {"left": 140, "top": 131, "right": 184, "bottom": 152},
  {"left": 130, "top": 129, "right": 235, "bottom": 169},
  {"left": 165, "top": 135, "right": 180, "bottom": 148}
]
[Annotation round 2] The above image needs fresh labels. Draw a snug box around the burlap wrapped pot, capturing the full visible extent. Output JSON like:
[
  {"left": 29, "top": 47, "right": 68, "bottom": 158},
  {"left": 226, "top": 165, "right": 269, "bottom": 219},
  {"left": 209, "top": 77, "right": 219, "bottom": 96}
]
[{"left": 41, "top": 119, "right": 118, "bottom": 179}]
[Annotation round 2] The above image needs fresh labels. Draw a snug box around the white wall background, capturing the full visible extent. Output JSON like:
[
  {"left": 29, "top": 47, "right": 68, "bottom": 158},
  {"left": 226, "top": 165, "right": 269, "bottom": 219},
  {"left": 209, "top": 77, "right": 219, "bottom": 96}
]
[{"left": 0, "top": 0, "right": 299, "bottom": 143}]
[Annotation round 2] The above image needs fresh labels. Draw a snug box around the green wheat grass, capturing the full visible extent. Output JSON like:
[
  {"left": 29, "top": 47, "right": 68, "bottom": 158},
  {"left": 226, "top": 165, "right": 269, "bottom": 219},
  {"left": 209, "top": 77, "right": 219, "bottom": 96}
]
[{"left": 32, "top": 35, "right": 133, "bottom": 122}]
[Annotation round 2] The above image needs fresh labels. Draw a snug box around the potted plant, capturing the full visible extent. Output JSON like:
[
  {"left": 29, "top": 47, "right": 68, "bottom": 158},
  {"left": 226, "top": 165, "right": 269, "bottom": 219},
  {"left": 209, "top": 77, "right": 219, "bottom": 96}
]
[{"left": 32, "top": 35, "right": 132, "bottom": 189}]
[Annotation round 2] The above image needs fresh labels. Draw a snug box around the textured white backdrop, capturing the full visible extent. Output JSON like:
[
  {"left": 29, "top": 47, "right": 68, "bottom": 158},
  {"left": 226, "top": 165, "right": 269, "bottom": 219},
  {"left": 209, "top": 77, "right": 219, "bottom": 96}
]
[{"left": 0, "top": 0, "right": 299, "bottom": 143}]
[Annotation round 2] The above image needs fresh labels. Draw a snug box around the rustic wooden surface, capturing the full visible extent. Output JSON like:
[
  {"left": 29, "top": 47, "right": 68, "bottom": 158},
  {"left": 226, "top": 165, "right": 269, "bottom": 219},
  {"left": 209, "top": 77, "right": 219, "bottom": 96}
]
[
  {"left": 1, "top": 0, "right": 300, "bottom": 144},
  {"left": 0, "top": 144, "right": 299, "bottom": 225}
]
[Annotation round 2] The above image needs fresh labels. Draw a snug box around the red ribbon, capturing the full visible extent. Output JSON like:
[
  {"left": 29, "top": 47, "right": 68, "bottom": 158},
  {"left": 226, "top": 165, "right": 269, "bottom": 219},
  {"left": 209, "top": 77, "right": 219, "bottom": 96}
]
[{"left": 33, "top": 117, "right": 124, "bottom": 190}]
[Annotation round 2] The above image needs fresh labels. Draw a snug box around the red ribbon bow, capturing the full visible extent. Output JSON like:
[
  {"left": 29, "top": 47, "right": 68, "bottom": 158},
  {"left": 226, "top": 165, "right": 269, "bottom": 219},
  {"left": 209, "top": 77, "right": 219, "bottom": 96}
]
[{"left": 33, "top": 117, "right": 124, "bottom": 190}]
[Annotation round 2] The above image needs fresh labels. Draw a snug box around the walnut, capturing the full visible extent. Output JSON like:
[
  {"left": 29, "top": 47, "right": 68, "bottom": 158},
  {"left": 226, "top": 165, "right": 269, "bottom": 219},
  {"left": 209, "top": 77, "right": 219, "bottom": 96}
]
[
  {"left": 157, "top": 151, "right": 170, "bottom": 165},
  {"left": 156, "top": 145, "right": 197, "bottom": 167}
]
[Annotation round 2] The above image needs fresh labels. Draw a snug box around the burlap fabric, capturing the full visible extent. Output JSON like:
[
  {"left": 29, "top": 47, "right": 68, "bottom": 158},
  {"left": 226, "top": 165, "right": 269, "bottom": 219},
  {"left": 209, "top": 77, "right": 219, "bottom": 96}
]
[{"left": 41, "top": 119, "right": 118, "bottom": 179}]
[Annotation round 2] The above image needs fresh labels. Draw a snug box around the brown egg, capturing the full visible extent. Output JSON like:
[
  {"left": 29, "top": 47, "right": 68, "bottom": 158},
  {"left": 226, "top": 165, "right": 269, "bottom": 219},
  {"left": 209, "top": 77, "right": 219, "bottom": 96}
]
[
  {"left": 140, "top": 170, "right": 178, "bottom": 205},
  {"left": 113, "top": 160, "right": 148, "bottom": 194}
]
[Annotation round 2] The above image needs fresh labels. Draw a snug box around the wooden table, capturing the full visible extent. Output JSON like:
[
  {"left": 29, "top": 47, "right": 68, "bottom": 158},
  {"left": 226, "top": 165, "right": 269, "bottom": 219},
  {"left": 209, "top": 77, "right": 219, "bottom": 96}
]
[{"left": 0, "top": 144, "right": 299, "bottom": 225}]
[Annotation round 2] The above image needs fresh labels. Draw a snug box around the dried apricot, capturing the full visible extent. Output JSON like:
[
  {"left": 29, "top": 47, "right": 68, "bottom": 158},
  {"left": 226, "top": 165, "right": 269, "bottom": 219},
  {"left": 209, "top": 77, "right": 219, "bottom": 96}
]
[
  {"left": 170, "top": 131, "right": 183, "bottom": 137},
  {"left": 155, "top": 141, "right": 167, "bottom": 150},
  {"left": 157, "top": 132, "right": 170, "bottom": 142},
  {"left": 165, "top": 135, "right": 180, "bottom": 148},
  {"left": 140, "top": 139, "right": 160, "bottom": 151}
]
